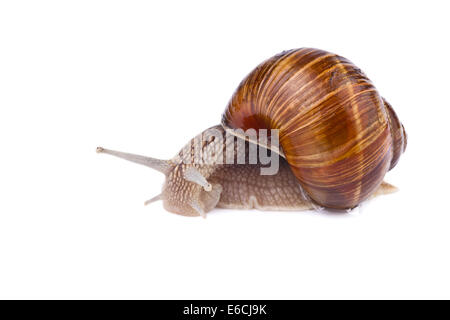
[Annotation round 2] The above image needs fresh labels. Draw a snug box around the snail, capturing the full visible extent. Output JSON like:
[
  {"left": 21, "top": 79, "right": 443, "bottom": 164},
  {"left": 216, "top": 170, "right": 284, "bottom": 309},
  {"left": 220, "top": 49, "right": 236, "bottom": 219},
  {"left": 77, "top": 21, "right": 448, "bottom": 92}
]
[{"left": 97, "top": 48, "right": 407, "bottom": 217}]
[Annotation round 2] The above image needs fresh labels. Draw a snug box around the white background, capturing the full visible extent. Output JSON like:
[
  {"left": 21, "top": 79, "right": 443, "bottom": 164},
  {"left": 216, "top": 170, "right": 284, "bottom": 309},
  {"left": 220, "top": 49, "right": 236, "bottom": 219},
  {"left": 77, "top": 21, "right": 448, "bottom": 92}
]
[{"left": 1, "top": 0, "right": 449, "bottom": 299}]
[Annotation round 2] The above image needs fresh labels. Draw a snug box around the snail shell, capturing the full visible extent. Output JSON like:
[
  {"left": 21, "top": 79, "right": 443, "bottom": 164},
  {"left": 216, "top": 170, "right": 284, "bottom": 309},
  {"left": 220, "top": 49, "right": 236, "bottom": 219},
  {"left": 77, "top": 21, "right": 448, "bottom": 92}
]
[{"left": 222, "top": 48, "right": 407, "bottom": 209}]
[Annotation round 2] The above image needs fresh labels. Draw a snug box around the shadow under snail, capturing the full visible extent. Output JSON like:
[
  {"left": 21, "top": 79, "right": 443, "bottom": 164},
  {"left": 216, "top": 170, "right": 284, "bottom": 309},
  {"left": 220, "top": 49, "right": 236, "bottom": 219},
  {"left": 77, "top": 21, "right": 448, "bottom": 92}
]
[{"left": 97, "top": 48, "right": 407, "bottom": 217}]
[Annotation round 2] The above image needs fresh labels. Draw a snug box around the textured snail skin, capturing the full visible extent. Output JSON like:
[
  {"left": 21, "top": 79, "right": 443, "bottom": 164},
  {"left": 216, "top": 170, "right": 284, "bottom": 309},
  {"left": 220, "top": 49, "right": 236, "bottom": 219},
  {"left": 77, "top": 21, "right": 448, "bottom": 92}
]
[
  {"left": 222, "top": 48, "right": 407, "bottom": 209},
  {"left": 164, "top": 126, "right": 313, "bottom": 216}
]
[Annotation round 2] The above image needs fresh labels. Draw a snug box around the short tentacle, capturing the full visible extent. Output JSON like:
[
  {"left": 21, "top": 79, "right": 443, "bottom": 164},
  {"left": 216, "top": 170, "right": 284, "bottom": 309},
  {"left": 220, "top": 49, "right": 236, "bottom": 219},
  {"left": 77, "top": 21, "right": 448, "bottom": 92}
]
[{"left": 183, "top": 167, "right": 212, "bottom": 191}]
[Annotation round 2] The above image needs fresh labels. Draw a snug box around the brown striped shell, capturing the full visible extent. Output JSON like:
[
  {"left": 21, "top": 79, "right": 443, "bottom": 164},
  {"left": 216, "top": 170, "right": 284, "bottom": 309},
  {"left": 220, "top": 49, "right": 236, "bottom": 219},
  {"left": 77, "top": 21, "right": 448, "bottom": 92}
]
[{"left": 222, "top": 48, "right": 407, "bottom": 209}]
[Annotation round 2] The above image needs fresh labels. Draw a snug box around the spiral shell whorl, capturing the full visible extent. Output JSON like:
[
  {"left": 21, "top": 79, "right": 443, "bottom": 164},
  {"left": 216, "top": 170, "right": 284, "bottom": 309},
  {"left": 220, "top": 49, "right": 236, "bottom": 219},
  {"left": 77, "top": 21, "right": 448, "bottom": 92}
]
[
  {"left": 383, "top": 99, "right": 407, "bottom": 170},
  {"left": 222, "top": 48, "right": 406, "bottom": 209}
]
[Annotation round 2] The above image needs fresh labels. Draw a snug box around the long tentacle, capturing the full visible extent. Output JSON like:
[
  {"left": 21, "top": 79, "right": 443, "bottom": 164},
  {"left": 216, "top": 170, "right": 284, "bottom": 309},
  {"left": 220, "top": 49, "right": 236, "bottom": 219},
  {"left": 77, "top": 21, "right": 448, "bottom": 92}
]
[{"left": 97, "top": 147, "right": 171, "bottom": 174}]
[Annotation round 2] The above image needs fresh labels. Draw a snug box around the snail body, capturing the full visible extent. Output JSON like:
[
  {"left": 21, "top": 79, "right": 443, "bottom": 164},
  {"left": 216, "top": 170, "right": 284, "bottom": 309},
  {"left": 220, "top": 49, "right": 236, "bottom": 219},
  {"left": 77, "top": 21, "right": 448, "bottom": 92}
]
[
  {"left": 97, "top": 48, "right": 406, "bottom": 217},
  {"left": 97, "top": 126, "right": 314, "bottom": 217}
]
